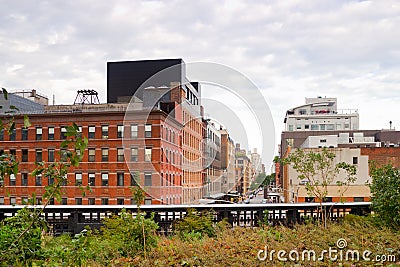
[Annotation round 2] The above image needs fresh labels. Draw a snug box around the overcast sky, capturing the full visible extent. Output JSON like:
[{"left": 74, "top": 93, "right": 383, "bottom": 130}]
[{"left": 1, "top": 0, "right": 400, "bottom": 166}]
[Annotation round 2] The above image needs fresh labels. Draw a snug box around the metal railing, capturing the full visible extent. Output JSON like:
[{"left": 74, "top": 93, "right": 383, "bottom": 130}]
[{"left": 0, "top": 202, "right": 371, "bottom": 235}]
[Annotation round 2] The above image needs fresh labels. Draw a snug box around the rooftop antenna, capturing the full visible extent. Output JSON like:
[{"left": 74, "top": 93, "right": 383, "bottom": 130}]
[
  {"left": 390, "top": 121, "right": 393, "bottom": 130},
  {"left": 74, "top": 89, "right": 100, "bottom": 105}
]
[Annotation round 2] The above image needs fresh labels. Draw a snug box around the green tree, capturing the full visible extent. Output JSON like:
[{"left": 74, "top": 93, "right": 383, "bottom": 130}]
[
  {"left": 280, "top": 148, "right": 357, "bottom": 227},
  {"left": 369, "top": 163, "right": 400, "bottom": 229},
  {"left": 0, "top": 122, "right": 87, "bottom": 263}
]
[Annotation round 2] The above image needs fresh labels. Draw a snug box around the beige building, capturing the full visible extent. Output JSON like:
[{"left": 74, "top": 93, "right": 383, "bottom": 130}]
[
  {"left": 284, "top": 147, "right": 370, "bottom": 203},
  {"left": 219, "top": 129, "right": 236, "bottom": 192}
]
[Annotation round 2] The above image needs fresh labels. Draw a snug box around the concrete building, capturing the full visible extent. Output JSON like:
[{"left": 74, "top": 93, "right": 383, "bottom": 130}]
[
  {"left": 284, "top": 97, "right": 359, "bottom": 132},
  {"left": 280, "top": 130, "right": 400, "bottom": 202}
]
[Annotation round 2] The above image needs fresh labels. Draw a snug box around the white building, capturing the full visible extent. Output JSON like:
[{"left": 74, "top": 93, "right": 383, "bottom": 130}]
[
  {"left": 300, "top": 132, "right": 381, "bottom": 149},
  {"left": 284, "top": 97, "right": 359, "bottom": 132}
]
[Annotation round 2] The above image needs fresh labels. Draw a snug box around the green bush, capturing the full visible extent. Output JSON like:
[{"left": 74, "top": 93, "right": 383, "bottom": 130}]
[
  {"left": 41, "top": 229, "right": 111, "bottom": 266},
  {"left": 174, "top": 208, "right": 216, "bottom": 241},
  {"left": 369, "top": 163, "right": 400, "bottom": 229},
  {"left": 101, "top": 209, "right": 159, "bottom": 257},
  {"left": 0, "top": 208, "right": 46, "bottom": 264}
]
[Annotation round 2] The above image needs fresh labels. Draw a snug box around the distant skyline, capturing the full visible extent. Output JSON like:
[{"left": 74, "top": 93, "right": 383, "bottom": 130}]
[{"left": 1, "top": 1, "right": 400, "bottom": 165}]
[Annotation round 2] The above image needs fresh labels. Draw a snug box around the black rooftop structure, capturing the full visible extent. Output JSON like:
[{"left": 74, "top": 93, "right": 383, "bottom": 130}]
[{"left": 107, "top": 58, "right": 186, "bottom": 103}]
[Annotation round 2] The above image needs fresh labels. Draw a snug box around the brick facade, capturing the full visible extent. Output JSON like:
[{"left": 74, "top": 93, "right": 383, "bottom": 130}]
[{"left": 0, "top": 107, "right": 183, "bottom": 205}]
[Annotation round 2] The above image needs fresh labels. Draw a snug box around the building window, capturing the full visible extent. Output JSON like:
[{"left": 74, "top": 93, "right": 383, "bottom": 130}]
[
  {"left": 344, "top": 123, "right": 350, "bottom": 129},
  {"left": 48, "top": 176, "right": 54, "bottom": 185},
  {"left": 311, "top": 124, "right": 318, "bottom": 130},
  {"left": 102, "top": 125, "right": 108, "bottom": 139},
  {"left": 75, "top": 198, "right": 82, "bottom": 205},
  {"left": 296, "top": 124, "right": 302, "bottom": 130},
  {"left": 88, "top": 148, "right": 95, "bottom": 162},
  {"left": 35, "top": 197, "right": 42, "bottom": 205},
  {"left": 36, "top": 149, "right": 42, "bottom": 162},
  {"left": 9, "top": 174, "right": 16, "bottom": 186},
  {"left": 145, "top": 199, "right": 152, "bottom": 205},
  {"left": 101, "top": 173, "right": 108, "bottom": 186},
  {"left": 102, "top": 148, "right": 109, "bottom": 162},
  {"left": 131, "top": 148, "right": 138, "bottom": 162},
  {"left": 21, "top": 197, "right": 29, "bottom": 205},
  {"left": 88, "top": 173, "right": 95, "bottom": 186},
  {"left": 48, "top": 149, "right": 55, "bottom": 162},
  {"left": 75, "top": 173, "right": 82, "bottom": 186},
  {"left": 145, "top": 124, "right": 152, "bottom": 138},
  {"left": 22, "top": 149, "right": 28, "bottom": 162},
  {"left": 101, "top": 198, "right": 109, "bottom": 205},
  {"left": 36, "top": 127, "right": 43, "bottom": 140},
  {"left": 48, "top": 127, "right": 54, "bottom": 140},
  {"left": 144, "top": 172, "right": 152, "bottom": 186},
  {"left": 145, "top": 147, "right": 152, "bottom": 162},
  {"left": 22, "top": 173, "right": 28, "bottom": 186},
  {"left": 0, "top": 197, "right": 3, "bottom": 205},
  {"left": 117, "top": 172, "right": 124, "bottom": 186},
  {"left": 323, "top": 197, "right": 332, "bottom": 202},
  {"left": 353, "top": 157, "right": 358, "bottom": 165},
  {"left": 61, "top": 198, "right": 67, "bottom": 205},
  {"left": 10, "top": 197, "right": 16, "bottom": 205},
  {"left": 131, "top": 124, "right": 138, "bottom": 138},
  {"left": 320, "top": 124, "right": 326, "bottom": 131},
  {"left": 131, "top": 171, "right": 139, "bottom": 186},
  {"left": 117, "top": 198, "right": 124, "bottom": 205},
  {"left": 61, "top": 126, "right": 67, "bottom": 140},
  {"left": 304, "top": 124, "right": 310, "bottom": 130},
  {"left": 60, "top": 149, "right": 68, "bottom": 162},
  {"left": 305, "top": 197, "right": 315, "bottom": 203},
  {"left": 22, "top": 128, "right": 28, "bottom": 140},
  {"left": 288, "top": 125, "right": 293, "bottom": 131},
  {"left": 117, "top": 148, "right": 124, "bottom": 162},
  {"left": 35, "top": 174, "right": 42, "bottom": 186},
  {"left": 88, "top": 126, "right": 96, "bottom": 139},
  {"left": 117, "top": 125, "right": 124, "bottom": 138},
  {"left": 88, "top": 198, "right": 95, "bottom": 205},
  {"left": 9, "top": 129, "right": 16, "bottom": 141},
  {"left": 326, "top": 124, "right": 335, "bottom": 130}
]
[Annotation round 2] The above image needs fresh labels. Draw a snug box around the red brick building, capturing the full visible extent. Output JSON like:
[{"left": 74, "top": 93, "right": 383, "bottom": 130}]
[{"left": 0, "top": 103, "right": 183, "bottom": 205}]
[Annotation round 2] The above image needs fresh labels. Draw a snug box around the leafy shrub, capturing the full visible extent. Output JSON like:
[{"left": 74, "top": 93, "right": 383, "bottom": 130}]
[
  {"left": 41, "top": 229, "right": 110, "bottom": 266},
  {"left": 174, "top": 208, "right": 216, "bottom": 241},
  {"left": 369, "top": 163, "right": 400, "bottom": 229},
  {"left": 101, "top": 209, "right": 159, "bottom": 257},
  {"left": 0, "top": 208, "right": 46, "bottom": 264}
]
